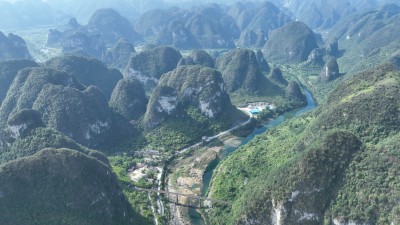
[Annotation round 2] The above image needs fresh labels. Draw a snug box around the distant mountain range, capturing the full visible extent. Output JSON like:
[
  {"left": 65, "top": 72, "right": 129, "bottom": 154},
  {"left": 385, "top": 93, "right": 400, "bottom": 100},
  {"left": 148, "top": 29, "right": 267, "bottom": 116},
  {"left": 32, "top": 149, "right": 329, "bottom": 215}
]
[{"left": 0, "top": 1, "right": 399, "bottom": 224}]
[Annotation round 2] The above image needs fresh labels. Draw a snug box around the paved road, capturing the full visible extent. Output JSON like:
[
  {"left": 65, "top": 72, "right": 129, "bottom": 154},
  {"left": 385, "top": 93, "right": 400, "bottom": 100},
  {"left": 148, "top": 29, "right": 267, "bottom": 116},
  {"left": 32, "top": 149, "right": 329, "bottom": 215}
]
[
  {"left": 178, "top": 109, "right": 252, "bottom": 155},
  {"left": 132, "top": 186, "right": 230, "bottom": 205}
]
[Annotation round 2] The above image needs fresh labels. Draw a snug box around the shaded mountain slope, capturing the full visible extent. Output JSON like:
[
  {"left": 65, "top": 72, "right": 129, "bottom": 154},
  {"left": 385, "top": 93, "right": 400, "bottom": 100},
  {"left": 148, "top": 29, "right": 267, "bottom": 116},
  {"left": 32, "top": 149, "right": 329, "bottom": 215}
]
[
  {"left": 103, "top": 38, "right": 136, "bottom": 69},
  {"left": 263, "top": 21, "right": 318, "bottom": 64},
  {"left": 0, "top": 32, "right": 32, "bottom": 60},
  {"left": 44, "top": 55, "right": 123, "bottom": 99},
  {"left": 110, "top": 78, "right": 147, "bottom": 121},
  {"left": 0, "top": 59, "right": 39, "bottom": 104},
  {"left": 0, "top": 148, "right": 143, "bottom": 225}
]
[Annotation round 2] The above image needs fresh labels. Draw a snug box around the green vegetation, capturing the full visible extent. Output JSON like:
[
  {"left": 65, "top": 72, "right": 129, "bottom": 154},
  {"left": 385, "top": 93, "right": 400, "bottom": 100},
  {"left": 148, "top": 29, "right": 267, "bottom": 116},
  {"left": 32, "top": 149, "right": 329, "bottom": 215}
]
[
  {"left": 110, "top": 78, "right": 148, "bottom": 121},
  {"left": 44, "top": 55, "right": 123, "bottom": 99},
  {"left": 12, "top": 27, "right": 62, "bottom": 63},
  {"left": 104, "top": 38, "right": 136, "bottom": 69},
  {"left": 145, "top": 106, "right": 234, "bottom": 151},
  {"left": 208, "top": 114, "right": 314, "bottom": 224},
  {"left": 0, "top": 67, "right": 84, "bottom": 127},
  {"left": 0, "top": 59, "right": 38, "bottom": 104},
  {"left": 143, "top": 65, "right": 240, "bottom": 131},
  {"left": 328, "top": 134, "right": 400, "bottom": 224},
  {"left": 263, "top": 21, "right": 318, "bottom": 64},
  {"left": 0, "top": 127, "right": 108, "bottom": 165},
  {"left": 0, "top": 148, "right": 143, "bottom": 225},
  {"left": 86, "top": 8, "right": 142, "bottom": 46},
  {"left": 109, "top": 155, "right": 155, "bottom": 225},
  {"left": 217, "top": 49, "right": 276, "bottom": 94},
  {"left": 125, "top": 46, "right": 182, "bottom": 90},
  {"left": 329, "top": 5, "right": 400, "bottom": 74},
  {"left": 237, "top": 2, "right": 291, "bottom": 47},
  {"left": 136, "top": 5, "right": 237, "bottom": 49},
  {"left": 207, "top": 61, "right": 400, "bottom": 224},
  {"left": 215, "top": 49, "right": 295, "bottom": 107}
]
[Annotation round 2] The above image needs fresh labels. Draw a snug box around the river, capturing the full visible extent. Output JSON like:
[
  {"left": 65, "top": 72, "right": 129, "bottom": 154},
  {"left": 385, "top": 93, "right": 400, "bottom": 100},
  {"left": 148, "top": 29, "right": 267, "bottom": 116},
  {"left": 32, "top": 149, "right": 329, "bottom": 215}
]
[{"left": 190, "top": 89, "right": 316, "bottom": 224}]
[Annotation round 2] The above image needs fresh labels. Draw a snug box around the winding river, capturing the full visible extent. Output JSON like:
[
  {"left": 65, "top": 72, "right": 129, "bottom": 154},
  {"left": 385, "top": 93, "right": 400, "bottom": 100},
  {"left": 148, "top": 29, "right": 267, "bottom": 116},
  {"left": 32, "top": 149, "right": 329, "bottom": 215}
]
[{"left": 189, "top": 89, "right": 316, "bottom": 224}]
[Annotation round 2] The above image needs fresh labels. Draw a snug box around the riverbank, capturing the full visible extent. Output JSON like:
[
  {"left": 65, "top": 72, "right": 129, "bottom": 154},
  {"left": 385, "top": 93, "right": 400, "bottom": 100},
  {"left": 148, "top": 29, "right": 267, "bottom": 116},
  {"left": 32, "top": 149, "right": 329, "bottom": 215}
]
[{"left": 166, "top": 90, "right": 316, "bottom": 225}]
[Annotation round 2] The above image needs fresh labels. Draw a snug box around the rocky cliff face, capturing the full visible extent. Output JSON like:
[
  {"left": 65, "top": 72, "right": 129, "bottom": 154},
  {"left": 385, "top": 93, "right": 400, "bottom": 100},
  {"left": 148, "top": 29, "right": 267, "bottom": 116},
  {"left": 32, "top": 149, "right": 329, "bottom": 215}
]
[
  {"left": 143, "top": 85, "right": 179, "bottom": 128},
  {"left": 237, "top": 131, "right": 363, "bottom": 225},
  {"left": 143, "top": 65, "right": 232, "bottom": 128},
  {"left": 0, "top": 32, "right": 32, "bottom": 60},
  {"left": 256, "top": 49, "right": 270, "bottom": 73},
  {"left": 307, "top": 48, "right": 325, "bottom": 65},
  {"left": 5, "top": 109, "right": 44, "bottom": 141},
  {"left": 263, "top": 22, "right": 319, "bottom": 64},
  {"left": 125, "top": 46, "right": 182, "bottom": 90},
  {"left": 320, "top": 57, "right": 340, "bottom": 82}
]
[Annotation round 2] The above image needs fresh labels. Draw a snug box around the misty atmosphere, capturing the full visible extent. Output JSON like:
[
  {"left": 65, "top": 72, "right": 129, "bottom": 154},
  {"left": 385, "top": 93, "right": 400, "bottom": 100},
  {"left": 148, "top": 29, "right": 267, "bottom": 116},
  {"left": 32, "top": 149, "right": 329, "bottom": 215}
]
[{"left": 0, "top": 0, "right": 399, "bottom": 225}]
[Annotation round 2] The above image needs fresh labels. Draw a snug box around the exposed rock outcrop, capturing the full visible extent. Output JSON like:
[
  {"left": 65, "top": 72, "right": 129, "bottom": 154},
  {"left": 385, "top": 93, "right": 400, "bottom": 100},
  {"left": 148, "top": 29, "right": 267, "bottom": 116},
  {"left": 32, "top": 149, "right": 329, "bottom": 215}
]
[
  {"left": 307, "top": 48, "right": 325, "bottom": 65},
  {"left": 32, "top": 85, "right": 112, "bottom": 148},
  {"left": 319, "top": 57, "right": 340, "bottom": 82},
  {"left": 124, "top": 46, "right": 182, "bottom": 90},
  {"left": 256, "top": 49, "right": 270, "bottom": 73},
  {"left": 5, "top": 109, "right": 44, "bottom": 140},
  {"left": 143, "top": 65, "right": 233, "bottom": 128}
]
